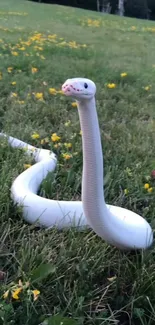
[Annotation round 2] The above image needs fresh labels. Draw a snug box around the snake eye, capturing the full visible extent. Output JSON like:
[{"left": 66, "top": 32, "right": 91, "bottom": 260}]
[{"left": 84, "top": 83, "right": 88, "bottom": 89}]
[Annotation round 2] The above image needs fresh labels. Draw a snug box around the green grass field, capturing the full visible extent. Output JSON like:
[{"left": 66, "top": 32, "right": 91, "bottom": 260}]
[{"left": 1, "top": 0, "right": 155, "bottom": 324}]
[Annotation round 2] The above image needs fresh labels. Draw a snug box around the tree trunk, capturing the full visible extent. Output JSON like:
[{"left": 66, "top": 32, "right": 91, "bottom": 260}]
[
  {"left": 118, "top": 0, "right": 124, "bottom": 16},
  {"left": 97, "top": 0, "right": 100, "bottom": 12},
  {"left": 99, "top": 1, "right": 111, "bottom": 13}
]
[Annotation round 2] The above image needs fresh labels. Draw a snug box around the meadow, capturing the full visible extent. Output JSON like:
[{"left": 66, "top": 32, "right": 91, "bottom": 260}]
[{"left": 1, "top": 0, "right": 155, "bottom": 324}]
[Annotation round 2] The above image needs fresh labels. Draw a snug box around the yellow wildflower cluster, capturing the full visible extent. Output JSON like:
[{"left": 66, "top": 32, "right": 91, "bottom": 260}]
[
  {"left": 80, "top": 18, "right": 101, "bottom": 28},
  {"left": 0, "top": 26, "right": 24, "bottom": 33},
  {"left": 129, "top": 25, "right": 155, "bottom": 33},
  {"left": 10, "top": 92, "right": 17, "bottom": 98},
  {"left": 0, "top": 30, "right": 88, "bottom": 64},
  {"left": 0, "top": 11, "right": 28, "bottom": 16},
  {"left": 32, "top": 131, "right": 75, "bottom": 162},
  {"left": 54, "top": 142, "right": 61, "bottom": 149},
  {"left": 27, "top": 32, "right": 87, "bottom": 50},
  {"left": 34, "top": 45, "right": 43, "bottom": 51},
  {"left": 3, "top": 279, "right": 40, "bottom": 301},
  {"left": 41, "top": 137, "right": 49, "bottom": 145},
  {"left": 143, "top": 27, "right": 155, "bottom": 33},
  {"left": 64, "top": 142, "right": 72, "bottom": 149},
  {"left": 49, "top": 88, "right": 64, "bottom": 95},
  {"left": 62, "top": 153, "right": 72, "bottom": 160},
  {"left": 0, "top": 26, "right": 11, "bottom": 32},
  {"left": 107, "top": 83, "right": 116, "bottom": 89},
  {"left": 16, "top": 100, "right": 25, "bottom": 105},
  {"left": 144, "top": 183, "right": 153, "bottom": 193}
]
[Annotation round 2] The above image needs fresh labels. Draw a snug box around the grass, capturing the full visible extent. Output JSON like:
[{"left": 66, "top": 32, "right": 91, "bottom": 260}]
[{"left": 1, "top": 0, "right": 155, "bottom": 324}]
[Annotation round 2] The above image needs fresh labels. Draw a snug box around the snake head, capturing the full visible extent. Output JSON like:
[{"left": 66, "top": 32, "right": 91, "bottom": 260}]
[{"left": 62, "top": 78, "right": 96, "bottom": 100}]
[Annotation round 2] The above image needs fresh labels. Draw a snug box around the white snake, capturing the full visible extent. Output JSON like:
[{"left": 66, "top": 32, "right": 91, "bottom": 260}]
[{"left": 0, "top": 77, "right": 153, "bottom": 250}]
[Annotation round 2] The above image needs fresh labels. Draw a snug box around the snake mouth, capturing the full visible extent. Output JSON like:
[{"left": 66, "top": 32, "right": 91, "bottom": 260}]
[
  {"left": 62, "top": 85, "right": 90, "bottom": 98},
  {"left": 62, "top": 83, "right": 83, "bottom": 96}
]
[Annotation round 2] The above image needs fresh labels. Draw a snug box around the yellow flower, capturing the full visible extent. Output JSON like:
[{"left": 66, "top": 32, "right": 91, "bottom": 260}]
[
  {"left": 11, "top": 81, "right": 16, "bottom": 85},
  {"left": 144, "top": 86, "right": 151, "bottom": 91},
  {"left": 32, "top": 289, "right": 40, "bottom": 301},
  {"left": 34, "top": 46, "right": 43, "bottom": 51},
  {"left": 31, "top": 132, "right": 40, "bottom": 139},
  {"left": 7, "top": 67, "right": 13, "bottom": 73},
  {"left": 79, "top": 130, "right": 82, "bottom": 135},
  {"left": 64, "top": 142, "right": 72, "bottom": 149},
  {"left": 11, "top": 51, "right": 18, "bottom": 56},
  {"left": 40, "top": 137, "right": 49, "bottom": 145},
  {"left": 71, "top": 102, "right": 77, "bottom": 108},
  {"left": 148, "top": 187, "right": 153, "bottom": 193},
  {"left": 51, "top": 133, "right": 61, "bottom": 142},
  {"left": 124, "top": 189, "right": 129, "bottom": 195},
  {"left": 17, "top": 100, "right": 25, "bottom": 104},
  {"left": 34, "top": 92, "right": 43, "bottom": 100},
  {"left": 31, "top": 67, "right": 38, "bottom": 74},
  {"left": 144, "top": 183, "right": 150, "bottom": 189},
  {"left": 48, "top": 34, "right": 57, "bottom": 39},
  {"left": 3, "top": 290, "right": 9, "bottom": 299},
  {"left": 54, "top": 142, "right": 62, "bottom": 148},
  {"left": 11, "top": 92, "right": 17, "bottom": 98},
  {"left": 49, "top": 88, "right": 57, "bottom": 95},
  {"left": 40, "top": 55, "right": 45, "bottom": 60},
  {"left": 64, "top": 120, "right": 71, "bottom": 127},
  {"left": 24, "top": 164, "right": 32, "bottom": 169},
  {"left": 12, "top": 287, "right": 22, "bottom": 300},
  {"left": 62, "top": 153, "right": 72, "bottom": 160},
  {"left": 19, "top": 47, "right": 25, "bottom": 51},
  {"left": 107, "top": 83, "right": 116, "bottom": 89},
  {"left": 121, "top": 72, "right": 127, "bottom": 77}
]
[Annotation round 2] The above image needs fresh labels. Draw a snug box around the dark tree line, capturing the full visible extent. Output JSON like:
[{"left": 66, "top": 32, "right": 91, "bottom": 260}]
[{"left": 28, "top": 0, "right": 155, "bottom": 20}]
